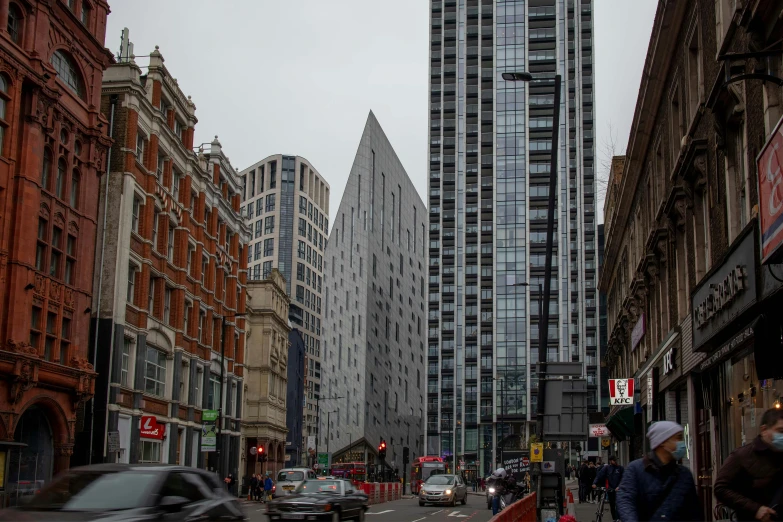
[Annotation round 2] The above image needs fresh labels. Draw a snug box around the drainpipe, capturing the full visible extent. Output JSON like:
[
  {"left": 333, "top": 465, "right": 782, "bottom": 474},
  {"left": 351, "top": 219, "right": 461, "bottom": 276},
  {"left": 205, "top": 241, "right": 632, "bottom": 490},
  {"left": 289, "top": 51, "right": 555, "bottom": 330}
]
[{"left": 89, "top": 94, "right": 117, "bottom": 465}]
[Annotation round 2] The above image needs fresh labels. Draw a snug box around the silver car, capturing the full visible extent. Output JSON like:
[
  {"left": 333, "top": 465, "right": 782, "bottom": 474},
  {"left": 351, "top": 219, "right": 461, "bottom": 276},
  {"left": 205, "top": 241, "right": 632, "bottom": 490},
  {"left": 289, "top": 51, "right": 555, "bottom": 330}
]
[
  {"left": 274, "top": 468, "right": 318, "bottom": 498},
  {"left": 418, "top": 474, "right": 468, "bottom": 507}
]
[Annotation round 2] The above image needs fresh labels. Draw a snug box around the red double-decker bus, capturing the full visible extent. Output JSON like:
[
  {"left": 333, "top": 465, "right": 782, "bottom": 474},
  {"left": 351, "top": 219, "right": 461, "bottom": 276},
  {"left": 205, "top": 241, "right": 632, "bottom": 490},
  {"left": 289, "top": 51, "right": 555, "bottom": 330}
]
[
  {"left": 330, "top": 462, "right": 367, "bottom": 485},
  {"left": 410, "top": 456, "right": 446, "bottom": 494}
]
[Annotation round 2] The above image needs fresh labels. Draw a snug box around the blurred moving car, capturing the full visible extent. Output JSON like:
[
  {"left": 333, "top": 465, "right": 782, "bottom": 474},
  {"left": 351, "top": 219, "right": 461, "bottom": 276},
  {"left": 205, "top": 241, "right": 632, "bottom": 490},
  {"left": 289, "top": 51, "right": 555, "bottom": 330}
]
[
  {"left": 0, "top": 463, "right": 245, "bottom": 521},
  {"left": 266, "top": 479, "right": 368, "bottom": 521},
  {"left": 418, "top": 474, "right": 468, "bottom": 507},
  {"left": 274, "top": 468, "right": 318, "bottom": 498}
]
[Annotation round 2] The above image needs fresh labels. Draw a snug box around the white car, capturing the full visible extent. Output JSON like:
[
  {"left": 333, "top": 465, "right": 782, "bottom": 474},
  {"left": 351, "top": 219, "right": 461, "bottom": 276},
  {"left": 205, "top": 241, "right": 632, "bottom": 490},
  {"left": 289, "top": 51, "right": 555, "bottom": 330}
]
[{"left": 273, "top": 468, "right": 318, "bottom": 498}]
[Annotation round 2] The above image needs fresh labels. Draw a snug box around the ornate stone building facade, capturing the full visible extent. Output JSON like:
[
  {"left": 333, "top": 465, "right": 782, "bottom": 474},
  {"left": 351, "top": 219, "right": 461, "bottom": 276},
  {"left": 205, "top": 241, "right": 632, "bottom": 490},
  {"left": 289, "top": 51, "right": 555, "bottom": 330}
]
[
  {"left": 241, "top": 269, "right": 289, "bottom": 479},
  {"left": 0, "top": 0, "right": 112, "bottom": 495},
  {"left": 77, "top": 35, "right": 249, "bottom": 476}
]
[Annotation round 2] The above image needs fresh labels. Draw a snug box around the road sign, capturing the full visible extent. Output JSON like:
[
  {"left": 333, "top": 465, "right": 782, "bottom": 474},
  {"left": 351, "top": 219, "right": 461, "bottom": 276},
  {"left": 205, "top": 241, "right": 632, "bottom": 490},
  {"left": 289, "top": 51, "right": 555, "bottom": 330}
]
[
  {"left": 107, "top": 431, "right": 120, "bottom": 453},
  {"left": 531, "top": 443, "right": 543, "bottom": 462},
  {"left": 542, "top": 461, "right": 555, "bottom": 473},
  {"left": 522, "top": 456, "right": 530, "bottom": 466}
]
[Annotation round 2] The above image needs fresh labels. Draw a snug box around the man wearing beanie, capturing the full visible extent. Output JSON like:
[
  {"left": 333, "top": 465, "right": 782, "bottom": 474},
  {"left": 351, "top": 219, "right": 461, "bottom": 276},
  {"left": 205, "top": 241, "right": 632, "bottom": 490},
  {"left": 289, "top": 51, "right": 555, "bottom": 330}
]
[
  {"left": 615, "top": 420, "right": 703, "bottom": 522},
  {"left": 715, "top": 408, "right": 783, "bottom": 522}
]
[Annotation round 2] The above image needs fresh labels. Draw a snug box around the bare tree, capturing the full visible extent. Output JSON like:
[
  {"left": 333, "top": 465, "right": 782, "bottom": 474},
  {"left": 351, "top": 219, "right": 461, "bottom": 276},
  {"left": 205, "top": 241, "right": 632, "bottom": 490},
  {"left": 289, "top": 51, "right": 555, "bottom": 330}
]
[{"left": 596, "top": 121, "right": 622, "bottom": 211}]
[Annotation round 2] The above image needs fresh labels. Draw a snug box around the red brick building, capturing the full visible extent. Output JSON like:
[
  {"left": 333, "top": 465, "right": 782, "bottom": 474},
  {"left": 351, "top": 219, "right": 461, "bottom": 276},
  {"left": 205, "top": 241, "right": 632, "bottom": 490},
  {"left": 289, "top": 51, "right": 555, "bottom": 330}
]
[
  {"left": 0, "top": 0, "right": 112, "bottom": 498},
  {"left": 75, "top": 34, "right": 249, "bottom": 478}
]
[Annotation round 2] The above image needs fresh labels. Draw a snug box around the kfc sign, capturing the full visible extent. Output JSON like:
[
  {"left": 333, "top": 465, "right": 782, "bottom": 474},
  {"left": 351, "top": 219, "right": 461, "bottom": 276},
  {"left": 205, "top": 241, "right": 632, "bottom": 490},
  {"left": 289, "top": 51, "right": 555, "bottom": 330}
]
[
  {"left": 608, "top": 379, "right": 635, "bottom": 405},
  {"left": 758, "top": 115, "right": 783, "bottom": 264},
  {"left": 140, "top": 415, "right": 165, "bottom": 440}
]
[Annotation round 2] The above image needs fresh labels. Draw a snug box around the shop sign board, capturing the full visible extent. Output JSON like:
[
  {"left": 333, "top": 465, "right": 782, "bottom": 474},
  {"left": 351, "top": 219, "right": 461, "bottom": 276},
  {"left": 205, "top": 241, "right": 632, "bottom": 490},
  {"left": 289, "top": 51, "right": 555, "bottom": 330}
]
[
  {"left": 692, "top": 230, "right": 757, "bottom": 350},
  {"left": 202, "top": 409, "right": 218, "bottom": 452},
  {"left": 647, "top": 372, "right": 654, "bottom": 419},
  {"left": 698, "top": 324, "right": 755, "bottom": 372},
  {"left": 608, "top": 379, "right": 634, "bottom": 405},
  {"left": 140, "top": 416, "right": 164, "bottom": 440},
  {"left": 107, "top": 431, "right": 120, "bottom": 453},
  {"left": 631, "top": 314, "right": 646, "bottom": 351},
  {"left": 663, "top": 346, "right": 676, "bottom": 375},
  {"left": 589, "top": 424, "right": 609, "bottom": 437},
  {"left": 758, "top": 114, "right": 783, "bottom": 264}
]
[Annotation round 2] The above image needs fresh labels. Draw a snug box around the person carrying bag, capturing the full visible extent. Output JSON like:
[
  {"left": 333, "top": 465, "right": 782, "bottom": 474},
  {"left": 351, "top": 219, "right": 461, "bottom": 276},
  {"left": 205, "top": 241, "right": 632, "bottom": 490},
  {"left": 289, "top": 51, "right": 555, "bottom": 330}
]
[{"left": 616, "top": 421, "right": 703, "bottom": 522}]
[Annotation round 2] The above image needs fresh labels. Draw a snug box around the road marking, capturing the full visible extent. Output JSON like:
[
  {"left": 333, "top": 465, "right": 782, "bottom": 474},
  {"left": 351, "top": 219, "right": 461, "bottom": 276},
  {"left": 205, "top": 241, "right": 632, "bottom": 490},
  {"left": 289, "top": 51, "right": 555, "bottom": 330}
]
[
  {"left": 367, "top": 509, "right": 394, "bottom": 515},
  {"left": 411, "top": 518, "right": 426, "bottom": 522},
  {"left": 447, "top": 511, "right": 469, "bottom": 518},
  {"left": 431, "top": 509, "right": 444, "bottom": 514}
]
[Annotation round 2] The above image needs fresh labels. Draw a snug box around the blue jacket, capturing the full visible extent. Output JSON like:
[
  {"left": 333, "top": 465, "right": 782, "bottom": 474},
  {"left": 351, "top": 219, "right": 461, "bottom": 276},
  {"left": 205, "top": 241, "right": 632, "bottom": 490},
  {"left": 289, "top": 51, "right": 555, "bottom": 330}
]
[
  {"left": 616, "top": 454, "right": 703, "bottom": 522},
  {"left": 264, "top": 477, "right": 273, "bottom": 491},
  {"left": 594, "top": 463, "right": 624, "bottom": 489}
]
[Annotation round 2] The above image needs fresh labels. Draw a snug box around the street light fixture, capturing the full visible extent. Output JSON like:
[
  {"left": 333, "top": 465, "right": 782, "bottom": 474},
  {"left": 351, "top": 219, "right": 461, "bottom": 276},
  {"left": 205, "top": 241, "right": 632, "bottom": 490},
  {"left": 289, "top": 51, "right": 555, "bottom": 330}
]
[
  {"left": 216, "top": 313, "right": 246, "bottom": 482},
  {"left": 315, "top": 395, "right": 343, "bottom": 472},
  {"left": 503, "top": 70, "right": 562, "bottom": 513}
]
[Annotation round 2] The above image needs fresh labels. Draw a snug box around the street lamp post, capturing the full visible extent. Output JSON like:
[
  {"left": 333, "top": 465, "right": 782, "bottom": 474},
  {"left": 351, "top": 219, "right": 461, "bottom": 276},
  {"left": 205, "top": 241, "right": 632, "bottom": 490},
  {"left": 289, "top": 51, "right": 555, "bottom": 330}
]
[
  {"left": 217, "top": 313, "right": 246, "bottom": 483},
  {"left": 503, "top": 70, "right": 561, "bottom": 512},
  {"left": 315, "top": 395, "right": 342, "bottom": 473}
]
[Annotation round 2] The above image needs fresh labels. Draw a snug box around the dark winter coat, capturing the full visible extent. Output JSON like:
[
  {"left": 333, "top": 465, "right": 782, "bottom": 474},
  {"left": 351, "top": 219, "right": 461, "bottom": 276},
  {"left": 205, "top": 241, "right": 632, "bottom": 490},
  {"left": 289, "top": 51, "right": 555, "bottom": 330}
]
[
  {"left": 616, "top": 453, "right": 703, "bottom": 522},
  {"left": 714, "top": 436, "right": 783, "bottom": 522},
  {"left": 594, "top": 463, "right": 624, "bottom": 490},
  {"left": 579, "top": 464, "right": 593, "bottom": 484}
]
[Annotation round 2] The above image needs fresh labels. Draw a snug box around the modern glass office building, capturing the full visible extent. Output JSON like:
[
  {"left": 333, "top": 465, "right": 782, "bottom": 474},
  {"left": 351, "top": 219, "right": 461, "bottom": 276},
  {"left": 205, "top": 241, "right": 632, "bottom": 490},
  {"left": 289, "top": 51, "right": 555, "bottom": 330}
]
[{"left": 427, "top": 0, "right": 598, "bottom": 476}]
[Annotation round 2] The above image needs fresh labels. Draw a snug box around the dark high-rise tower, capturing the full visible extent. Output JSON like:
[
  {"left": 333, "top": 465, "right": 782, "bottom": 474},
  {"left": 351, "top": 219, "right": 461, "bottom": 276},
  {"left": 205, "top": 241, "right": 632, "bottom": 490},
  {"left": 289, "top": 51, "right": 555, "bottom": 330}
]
[{"left": 427, "top": 0, "right": 598, "bottom": 476}]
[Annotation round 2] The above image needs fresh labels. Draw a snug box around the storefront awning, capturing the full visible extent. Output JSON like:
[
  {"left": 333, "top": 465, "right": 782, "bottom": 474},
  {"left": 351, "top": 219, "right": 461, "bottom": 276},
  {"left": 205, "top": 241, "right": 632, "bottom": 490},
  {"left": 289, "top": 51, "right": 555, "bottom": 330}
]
[{"left": 605, "top": 406, "right": 635, "bottom": 442}]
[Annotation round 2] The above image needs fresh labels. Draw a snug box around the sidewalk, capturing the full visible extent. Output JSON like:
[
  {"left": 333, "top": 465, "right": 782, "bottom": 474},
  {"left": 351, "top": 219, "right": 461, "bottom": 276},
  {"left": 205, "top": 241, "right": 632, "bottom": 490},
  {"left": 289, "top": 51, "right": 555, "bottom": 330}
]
[{"left": 566, "top": 480, "right": 610, "bottom": 522}]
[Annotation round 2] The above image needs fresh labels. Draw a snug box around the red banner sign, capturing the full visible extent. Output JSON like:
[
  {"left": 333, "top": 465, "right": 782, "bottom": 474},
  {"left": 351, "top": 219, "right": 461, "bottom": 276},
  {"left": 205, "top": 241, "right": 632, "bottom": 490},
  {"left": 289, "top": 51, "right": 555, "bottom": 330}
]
[
  {"left": 140, "top": 415, "right": 165, "bottom": 440},
  {"left": 758, "top": 116, "right": 783, "bottom": 264}
]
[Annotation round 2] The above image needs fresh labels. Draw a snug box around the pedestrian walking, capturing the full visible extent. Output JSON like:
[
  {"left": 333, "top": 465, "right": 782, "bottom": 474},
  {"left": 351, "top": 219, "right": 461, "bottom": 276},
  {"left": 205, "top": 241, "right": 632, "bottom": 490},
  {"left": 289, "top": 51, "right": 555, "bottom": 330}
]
[
  {"left": 616, "top": 420, "right": 703, "bottom": 522},
  {"left": 587, "top": 461, "right": 598, "bottom": 502},
  {"left": 714, "top": 408, "right": 783, "bottom": 522},
  {"left": 592, "top": 455, "right": 624, "bottom": 521},
  {"left": 255, "top": 473, "right": 263, "bottom": 501},
  {"left": 578, "top": 460, "right": 591, "bottom": 503},
  {"left": 249, "top": 473, "right": 259, "bottom": 501},
  {"left": 224, "top": 473, "right": 236, "bottom": 496},
  {"left": 264, "top": 473, "right": 274, "bottom": 502}
]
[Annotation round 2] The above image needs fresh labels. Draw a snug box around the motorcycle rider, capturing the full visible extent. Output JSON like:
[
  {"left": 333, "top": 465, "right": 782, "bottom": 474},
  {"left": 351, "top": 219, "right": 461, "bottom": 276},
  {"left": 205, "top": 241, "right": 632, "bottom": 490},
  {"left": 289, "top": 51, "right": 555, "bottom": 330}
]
[{"left": 488, "top": 468, "right": 515, "bottom": 515}]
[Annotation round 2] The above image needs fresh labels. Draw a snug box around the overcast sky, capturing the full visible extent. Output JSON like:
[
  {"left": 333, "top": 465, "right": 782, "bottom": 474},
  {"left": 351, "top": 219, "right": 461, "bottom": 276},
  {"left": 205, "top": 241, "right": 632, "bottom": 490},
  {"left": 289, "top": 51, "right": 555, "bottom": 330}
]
[{"left": 106, "top": 0, "right": 657, "bottom": 222}]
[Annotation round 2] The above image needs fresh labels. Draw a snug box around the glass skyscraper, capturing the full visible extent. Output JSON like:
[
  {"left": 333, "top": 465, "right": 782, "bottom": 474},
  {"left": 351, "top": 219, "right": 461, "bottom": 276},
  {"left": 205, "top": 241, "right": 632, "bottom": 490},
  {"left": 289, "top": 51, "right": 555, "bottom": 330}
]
[{"left": 427, "top": 0, "right": 598, "bottom": 476}]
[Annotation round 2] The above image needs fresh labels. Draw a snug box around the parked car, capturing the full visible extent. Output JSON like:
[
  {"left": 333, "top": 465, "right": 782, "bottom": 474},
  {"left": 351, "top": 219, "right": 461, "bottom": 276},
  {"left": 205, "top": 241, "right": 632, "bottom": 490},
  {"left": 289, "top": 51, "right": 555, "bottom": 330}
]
[
  {"left": 418, "top": 474, "right": 468, "bottom": 507},
  {"left": 266, "top": 478, "right": 368, "bottom": 521},
  {"left": 274, "top": 468, "right": 319, "bottom": 498},
  {"left": 0, "top": 463, "right": 246, "bottom": 521}
]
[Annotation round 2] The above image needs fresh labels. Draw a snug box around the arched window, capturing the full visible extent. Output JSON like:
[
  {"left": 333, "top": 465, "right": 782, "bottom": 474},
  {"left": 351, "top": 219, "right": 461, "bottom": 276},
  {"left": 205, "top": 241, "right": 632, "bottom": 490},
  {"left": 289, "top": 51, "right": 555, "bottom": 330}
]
[
  {"left": 70, "top": 170, "right": 80, "bottom": 208},
  {"left": 41, "top": 148, "right": 52, "bottom": 190},
  {"left": 7, "top": 4, "right": 22, "bottom": 44},
  {"left": 56, "top": 158, "right": 66, "bottom": 199},
  {"left": 80, "top": 1, "right": 91, "bottom": 26},
  {"left": 0, "top": 75, "right": 8, "bottom": 157},
  {"left": 50, "top": 50, "right": 84, "bottom": 99}
]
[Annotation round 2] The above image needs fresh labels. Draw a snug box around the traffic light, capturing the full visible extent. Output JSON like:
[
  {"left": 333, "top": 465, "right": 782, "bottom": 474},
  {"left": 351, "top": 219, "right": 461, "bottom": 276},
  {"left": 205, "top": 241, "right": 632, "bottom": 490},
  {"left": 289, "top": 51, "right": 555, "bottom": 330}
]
[
  {"left": 258, "top": 444, "right": 267, "bottom": 462},
  {"left": 402, "top": 446, "right": 410, "bottom": 464},
  {"left": 378, "top": 439, "right": 387, "bottom": 460}
]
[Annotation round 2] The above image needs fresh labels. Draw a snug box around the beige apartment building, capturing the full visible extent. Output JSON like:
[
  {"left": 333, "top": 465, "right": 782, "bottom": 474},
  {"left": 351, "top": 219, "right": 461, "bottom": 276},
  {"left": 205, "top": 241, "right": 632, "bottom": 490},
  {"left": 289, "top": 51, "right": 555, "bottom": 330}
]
[
  {"left": 239, "top": 155, "right": 329, "bottom": 463},
  {"left": 241, "top": 270, "right": 290, "bottom": 478}
]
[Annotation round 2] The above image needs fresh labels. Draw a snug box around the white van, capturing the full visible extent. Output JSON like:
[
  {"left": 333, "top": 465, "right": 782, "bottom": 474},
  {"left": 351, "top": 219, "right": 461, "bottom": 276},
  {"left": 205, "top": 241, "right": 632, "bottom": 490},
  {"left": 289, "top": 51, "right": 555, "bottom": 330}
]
[{"left": 274, "top": 468, "right": 317, "bottom": 497}]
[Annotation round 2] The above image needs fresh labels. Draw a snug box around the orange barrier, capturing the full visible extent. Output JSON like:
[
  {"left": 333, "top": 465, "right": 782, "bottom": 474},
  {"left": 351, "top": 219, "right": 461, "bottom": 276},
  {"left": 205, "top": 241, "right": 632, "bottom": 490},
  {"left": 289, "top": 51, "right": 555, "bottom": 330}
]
[
  {"left": 487, "top": 493, "right": 537, "bottom": 522},
  {"left": 358, "top": 482, "right": 401, "bottom": 506}
]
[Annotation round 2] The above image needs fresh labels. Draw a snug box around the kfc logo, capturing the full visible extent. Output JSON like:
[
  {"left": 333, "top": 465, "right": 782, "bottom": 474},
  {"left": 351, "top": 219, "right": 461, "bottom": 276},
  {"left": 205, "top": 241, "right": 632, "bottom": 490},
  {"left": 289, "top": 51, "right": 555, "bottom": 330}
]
[{"left": 609, "top": 379, "right": 635, "bottom": 405}]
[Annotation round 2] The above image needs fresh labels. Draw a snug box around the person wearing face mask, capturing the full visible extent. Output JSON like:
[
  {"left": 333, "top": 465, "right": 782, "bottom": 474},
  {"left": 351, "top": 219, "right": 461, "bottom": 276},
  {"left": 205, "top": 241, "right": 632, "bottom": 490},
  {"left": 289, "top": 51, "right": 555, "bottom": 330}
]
[
  {"left": 715, "top": 408, "right": 783, "bottom": 522},
  {"left": 593, "top": 456, "right": 624, "bottom": 521},
  {"left": 615, "top": 421, "right": 703, "bottom": 522}
]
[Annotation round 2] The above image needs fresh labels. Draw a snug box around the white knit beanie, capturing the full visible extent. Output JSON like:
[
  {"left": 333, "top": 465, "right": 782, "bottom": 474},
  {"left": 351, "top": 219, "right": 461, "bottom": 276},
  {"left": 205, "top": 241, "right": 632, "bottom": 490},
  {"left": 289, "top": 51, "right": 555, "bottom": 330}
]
[{"left": 647, "top": 421, "right": 683, "bottom": 449}]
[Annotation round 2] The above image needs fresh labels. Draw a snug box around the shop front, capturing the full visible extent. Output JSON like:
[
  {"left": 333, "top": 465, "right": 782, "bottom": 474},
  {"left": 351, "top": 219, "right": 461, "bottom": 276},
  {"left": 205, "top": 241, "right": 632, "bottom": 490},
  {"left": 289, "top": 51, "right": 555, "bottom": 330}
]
[{"left": 690, "top": 223, "right": 783, "bottom": 518}]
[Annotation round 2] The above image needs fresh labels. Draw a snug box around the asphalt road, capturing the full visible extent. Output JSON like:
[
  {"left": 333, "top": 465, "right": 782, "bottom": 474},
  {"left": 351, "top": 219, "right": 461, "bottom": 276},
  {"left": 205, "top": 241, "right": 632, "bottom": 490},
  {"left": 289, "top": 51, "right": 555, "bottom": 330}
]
[{"left": 243, "top": 494, "right": 495, "bottom": 522}]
